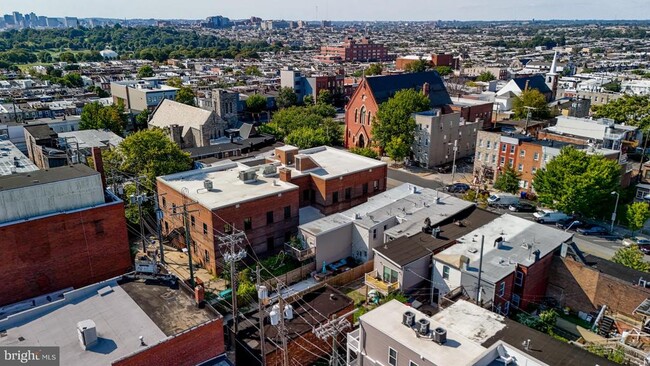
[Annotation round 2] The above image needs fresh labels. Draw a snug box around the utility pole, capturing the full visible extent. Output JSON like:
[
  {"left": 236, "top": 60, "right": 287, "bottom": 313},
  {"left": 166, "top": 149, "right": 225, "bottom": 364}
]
[
  {"left": 314, "top": 309, "right": 356, "bottom": 366},
  {"left": 129, "top": 176, "right": 149, "bottom": 253},
  {"left": 219, "top": 231, "right": 247, "bottom": 348},
  {"left": 523, "top": 106, "right": 537, "bottom": 134},
  {"left": 256, "top": 265, "right": 267, "bottom": 366},
  {"left": 451, "top": 139, "right": 458, "bottom": 184},
  {"left": 477, "top": 235, "right": 485, "bottom": 305},
  {"left": 277, "top": 283, "right": 290, "bottom": 366},
  {"left": 171, "top": 188, "right": 198, "bottom": 288},
  {"left": 153, "top": 191, "right": 166, "bottom": 264}
]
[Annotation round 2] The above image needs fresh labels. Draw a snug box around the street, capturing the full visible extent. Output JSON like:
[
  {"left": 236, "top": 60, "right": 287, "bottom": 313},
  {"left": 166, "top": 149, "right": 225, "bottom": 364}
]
[{"left": 388, "top": 167, "right": 626, "bottom": 260}]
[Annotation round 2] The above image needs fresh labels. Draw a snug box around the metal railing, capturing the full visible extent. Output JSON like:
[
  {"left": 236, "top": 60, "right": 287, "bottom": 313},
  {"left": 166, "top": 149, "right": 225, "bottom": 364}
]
[
  {"left": 284, "top": 242, "right": 316, "bottom": 261},
  {"left": 364, "top": 270, "right": 399, "bottom": 294}
]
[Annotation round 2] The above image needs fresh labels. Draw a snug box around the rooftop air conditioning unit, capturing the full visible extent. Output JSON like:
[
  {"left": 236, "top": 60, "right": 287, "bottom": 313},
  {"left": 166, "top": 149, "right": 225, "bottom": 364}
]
[
  {"left": 403, "top": 311, "right": 415, "bottom": 327},
  {"left": 203, "top": 179, "right": 213, "bottom": 191},
  {"left": 418, "top": 318, "right": 430, "bottom": 336},
  {"left": 433, "top": 327, "right": 447, "bottom": 344}
]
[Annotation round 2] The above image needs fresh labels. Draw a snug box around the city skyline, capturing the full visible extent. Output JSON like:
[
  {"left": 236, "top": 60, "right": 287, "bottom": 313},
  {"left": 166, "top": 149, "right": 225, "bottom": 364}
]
[{"left": 1, "top": 0, "right": 650, "bottom": 22}]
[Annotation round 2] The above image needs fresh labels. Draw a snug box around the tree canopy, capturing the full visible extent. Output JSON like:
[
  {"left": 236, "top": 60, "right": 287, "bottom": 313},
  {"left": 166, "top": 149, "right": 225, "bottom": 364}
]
[
  {"left": 260, "top": 104, "right": 340, "bottom": 148},
  {"left": 372, "top": 89, "right": 431, "bottom": 149},
  {"left": 316, "top": 90, "right": 333, "bottom": 106},
  {"left": 104, "top": 128, "right": 192, "bottom": 191},
  {"left": 137, "top": 65, "right": 154, "bottom": 78},
  {"left": 493, "top": 163, "right": 521, "bottom": 194},
  {"left": 79, "top": 102, "right": 127, "bottom": 135},
  {"left": 404, "top": 59, "right": 430, "bottom": 73},
  {"left": 513, "top": 89, "right": 551, "bottom": 120},
  {"left": 365, "top": 63, "right": 383, "bottom": 76},
  {"left": 385, "top": 137, "right": 411, "bottom": 164},
  {"left": 592, "top": 95, "right": 650, "bottom": 131},
  {"left": 277, "top": 87, "right": 298, "bottom": 109},
  {"left": 612, "top": 245, "right": 650, "bottom": 272},
  {"left": 245, "top": 94, "right": 267, "bottom": 117},
  {"left": 175, "top": 86, "right": 196, "bottom": 106},
  {"left": 477, "top": 71, "right": 496, "bottom": 82},
  {"left": 434, "top": 66, "right": 453, "bottom": 76},
  {"left": 532, "top": 147, "right": 621, "bottom": 218},
  {"left": 626, "top": 202, "right": 650, "bottom": 233}
]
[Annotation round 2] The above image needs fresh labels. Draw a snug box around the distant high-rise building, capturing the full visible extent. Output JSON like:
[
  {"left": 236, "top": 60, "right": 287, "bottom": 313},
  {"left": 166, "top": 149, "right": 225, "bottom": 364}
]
[
  {"left": 64, "top": 17, "right": 78, "bottom": 28},
  {"left": 204, "top": 15, "right": 230, "bottom": 28},
  {"left": 4, "top": 14, "right": 14, "bottom": 26}
]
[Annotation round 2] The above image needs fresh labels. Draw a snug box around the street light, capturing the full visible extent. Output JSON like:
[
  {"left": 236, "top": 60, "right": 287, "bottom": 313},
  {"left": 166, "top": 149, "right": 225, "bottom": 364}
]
[{"left": 611, "top": 191, "right": 620, "bottom": 233}]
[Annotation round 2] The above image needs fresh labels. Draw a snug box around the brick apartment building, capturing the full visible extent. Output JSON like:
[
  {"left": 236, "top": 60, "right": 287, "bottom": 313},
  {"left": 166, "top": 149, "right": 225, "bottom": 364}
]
[
  {"left": 157, "top": 145, "right": 387, "bottom": 274},
  {"left": 448, "top": 97, "right": 494, "bottom": 129},
  {"left": 24, "top": 123, "right": 68, "bottom": 169},
  {"left": 432, "top": 214, "right": 574, "bottom": 314},
  {"left": 110, "top": 80, "right": 179, "bottom": 113},
  {"left": 318, "top": 36, "right": 391, "bottom": 63},
  {"left": 396, "top": 53, "right": 459, "bottom": 70},
  {"left": 280, "top": 67, "right": 344, "bottom": 104},
  {"left": 344, "top": 71, "right": 452, "bottom": 149},
  {"left": 0, "top": 164, "right": 131, "bottom": 307}
]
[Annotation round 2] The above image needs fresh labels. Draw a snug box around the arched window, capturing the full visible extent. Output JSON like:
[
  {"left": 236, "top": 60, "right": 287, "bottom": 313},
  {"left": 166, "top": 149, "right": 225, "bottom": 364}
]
[
  {"left": 368, "top": 112, "right": 372, "bottom": 125},
  {"left": 360, "top": 106, "right": 366, "bottom": 126},
  {"left": 354, "top": 108, "right": 358, "bottom": 123}
]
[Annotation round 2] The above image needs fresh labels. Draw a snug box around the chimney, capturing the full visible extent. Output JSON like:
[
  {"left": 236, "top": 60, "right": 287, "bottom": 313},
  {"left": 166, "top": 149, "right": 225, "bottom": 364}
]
[
  {"left": 524, "top": 79, "right": 530, "bottom": 91},
  {"left": 422, "top": 82, "right": 430, "bottom": 97},
  {"left": 279, "top": 167, "right": 292, "bottom": 182},
  {"left": 91, "top": 147, "right": 106, "bottom": 190},
  {"left": 194, "top": 284, "right": 205, "bottom": 305}
]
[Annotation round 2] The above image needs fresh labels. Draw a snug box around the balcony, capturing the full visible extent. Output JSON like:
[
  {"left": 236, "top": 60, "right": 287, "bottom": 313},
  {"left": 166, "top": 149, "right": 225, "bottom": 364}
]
[
  {"left": 364, "top": 270, "right": 399, "bottom": 295},
  {"left": 284, "top": 241, "right": 315, "bottom": 262}
]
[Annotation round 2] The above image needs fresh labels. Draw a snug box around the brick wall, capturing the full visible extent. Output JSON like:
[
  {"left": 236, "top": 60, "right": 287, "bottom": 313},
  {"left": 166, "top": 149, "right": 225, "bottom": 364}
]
[
  {"left": 547, "top": 257, "right": 650, "bottom": 317},
  {"left": 310, "top": 166, "right": 387, "bottom": 216},
  {"left": 112, "top": 318, "right": 225, "bottom": 366},
  {"left": 0, "top": 201, "right": 131, "bottom": 307},
  {"left": 517, "top": 252, "right": 555, "bottom": 310},
  {"left": 344, "top": 80, "right": 378, "bottom": 148}
]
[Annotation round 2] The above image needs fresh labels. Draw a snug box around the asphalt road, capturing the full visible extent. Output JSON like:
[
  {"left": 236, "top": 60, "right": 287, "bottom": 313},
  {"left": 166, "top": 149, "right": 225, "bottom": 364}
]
[{"left": 388, "top": 167, "right": 625, "bottom": 260}]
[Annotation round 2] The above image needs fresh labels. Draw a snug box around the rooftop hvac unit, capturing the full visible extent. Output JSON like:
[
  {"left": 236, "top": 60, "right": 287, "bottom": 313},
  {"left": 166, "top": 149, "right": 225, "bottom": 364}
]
[
  {"left": 403, "top": 311, "right": 415, "bottom": 327},
  {"left": 203, "top": 179, "right": 213, "bottom": 191},
  {"left": 262, "top": 164, "right": 277, "bottom": 177},
  {"left": 238, "top": 169, "right": 258, "bottom": 183},
  {"left": 77, "top": 319, "right": 98, "bottom": 350},
  {"left": 433, "top": 327, "right": 447, "bottom": 344},
  {"left": 418, "top": 318, "right": 430, "bottom": 336}
]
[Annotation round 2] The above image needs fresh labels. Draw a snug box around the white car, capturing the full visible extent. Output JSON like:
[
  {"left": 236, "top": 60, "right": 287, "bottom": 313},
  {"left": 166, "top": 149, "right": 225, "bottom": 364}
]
[
  {"left": 622, "top": 236, "right": 650, "bottom": 247},
  {"left": 533, "top": 210, "right": 570, "bottom": 224}
]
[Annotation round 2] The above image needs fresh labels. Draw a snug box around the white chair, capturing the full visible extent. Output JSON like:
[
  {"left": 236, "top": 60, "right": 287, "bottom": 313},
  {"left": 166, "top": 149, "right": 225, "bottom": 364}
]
[{"left": 496, "top": 344, "right": 516, "bottom": 365}]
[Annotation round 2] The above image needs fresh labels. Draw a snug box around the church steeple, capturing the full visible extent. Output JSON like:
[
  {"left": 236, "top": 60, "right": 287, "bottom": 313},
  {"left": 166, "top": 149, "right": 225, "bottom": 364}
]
[{"left": 546, "top": 51, "right": 559, "bottom": 100}]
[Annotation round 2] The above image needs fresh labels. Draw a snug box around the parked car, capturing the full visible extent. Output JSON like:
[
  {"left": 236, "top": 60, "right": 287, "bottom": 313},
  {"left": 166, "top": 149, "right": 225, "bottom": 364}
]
[
  {"left": 508, "top": 202, "right": 536, "bottom": 212},
  {"left": 488, "top": 194, "right": 520, "bottom": 208},
  {"left": 577, "top": 225, "right": 609, "bottom": 236},
  {"left": 638, "top": 245, "right": 650, "bottom": 255},
  {"left": 437, "top": 165, "right": 452, "bottom": 173},
  {"left": 533, "top": 210, "right": 570, "bottom": 224},
  {"left": 446, "top": 183, "right": 470, "bottom": 193},
  {"left": 555, "top": 219, "right": 584, "bottom": 230},
  {"left": 622, "top": 236, "right": 650, "bottom": 247}
]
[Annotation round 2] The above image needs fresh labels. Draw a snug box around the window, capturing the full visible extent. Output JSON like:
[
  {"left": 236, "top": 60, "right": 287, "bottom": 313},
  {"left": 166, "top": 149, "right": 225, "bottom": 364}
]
[
  {"left": 224, "top": 223, "right": 232, "bottom": 234},
  {"left": 410, "top": 362, "right": 419, "bottom": 366},
  {"left": 512, "top": 294, "right": 521, "bottom": 308},
  {"left": 518, "top": 164, "right": 523, "bottom": 172},
  {"left": 244, "top": 217, "right": 252, "bottom": 231},
  {"left": 510, "top": 145, "right": 515, "bottom": 154},
  {"left": 204, "top": 249, "right": 210, "bottom": 263},
  {"left": 344, "top": 187, "right": 352, "bottom": 200},
  {"left": 501, "top": 144, "right": 507, "bottom": 152},
  {"left": 520, "top": 149, "right": 525, "bottom": 157},
  {"left": 492, "top": 155, "right": 496, "bottom": 163},
  {"left": 477, "top": 152, "right": 482, "bottom": 161},
  {"left": 500, "top": 156, "right": 505, "bottom": 166},
  {"left": 332, "top": 191, "right": 339, "bottom": 203},
  {"left": 266, "top": 211, "right": 274, "bottom": 225},
  {"left": 383, "top": 267, "right": 398, "bottom": 283},
  {"left": 508, "top": 158, "right": 514, "bottom": 166},
  {"left": 533, "top": 152, "right": 539, "bottom": 161},
  {"left": 531, "top": 167, "right": 537, "bottom": 174},
  {"left": 388, "top": 348, "right": 398, "bottom": 366},
  {"left": 479, "top": 139, "right": 483, "bottom": 147},
  {"left": 486, "top": 140, "right": 491, "bottom": 149},
  {"left": 373, "top": 229, "right": 377, "bottom": 239},
  {"left": 284, "top": 206, "right": 291, "bottom": 220},
  {"left": 362, "top": 183, "right": 368, "bottom": 195},
  {"left": 515, "top": 271, "right": 524, "bottom": 286},
  {"left": 498, "top": 282, "right": 506, "bottom": 297},
  {"left": 374, "top": 180, "right": 379, "bottom": 191},
  {"left": 191, "top": 215, "right": 195, "bottom": 228},
  {"left": 162, "top": 197, "right": 166, "bottom": 208},
  {"left": 442, "top": 265, "right": 450, "bottom": 280},
  {"left": 203, "top": 223, "right": 208, "bottom": 235},
  {"left": 503, "top": 301, "right": 510, "bottom": 315},
  {"left": 172, "top": 203, "right": 177, "bottom": 214}
]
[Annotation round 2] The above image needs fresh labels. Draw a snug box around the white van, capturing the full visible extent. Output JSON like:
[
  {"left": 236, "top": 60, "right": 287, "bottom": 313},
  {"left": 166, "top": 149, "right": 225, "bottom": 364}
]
[
  {"left": 533, "top": 209, "right": 570, "bottom": 224},
  {"left": 487, "top": 194, "right": 520, "bottom": 207}
]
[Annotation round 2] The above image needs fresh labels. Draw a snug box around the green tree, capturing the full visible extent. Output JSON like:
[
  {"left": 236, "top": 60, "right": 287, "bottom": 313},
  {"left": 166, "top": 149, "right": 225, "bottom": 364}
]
[
  {"left": 277, "top": 87, "right": 298, "bottom": 109},
  {"left": 106, "top": 128, "right": 193, "bottom": 190},
  {"left": 477, "top": 71, "right": 496, "bottom": 82},
  {"left": 404, "top": 58, "right": 430, "bottom": 73},
  {"left": 364, "top": 63, "right": 383, "bottom": 76},
  {"left": 37, "top": 51, "right": 53, "bottom": 63},
  {"left": 602, "top": 81, "right": 621, "bottom": 93},
  {"left": 58, "top": 52, "right": 76, "bottom": 63},
  {"left": 626, "top": 202, "right": 650, "bottom": 233},
  {"left": 262, "top": 104, "right": 339, "bottom": 146},
  {"left": 316, "top": 90, "right": 333, "bottom": 105},
  {"left": 434, "top": 66, "right": 453, "bottom": 76},
  {"left": 513, "top": 89, "right": 551, "bottom": 120},
  {"left": 612, "top": 245, "right": 650, "bottom": 272},
  {"left": 62, "top": 73, "right": 83, "bottom": 87},
  {"left": 246, "top": 94, "right": 267, "bottom": 119},
  {"left": 372, "top": 89, "right": 430, "bottom": 149},
  {"left": 592, "top": 95, "right": 650, "bottom": 131},
  {"left": 93, "top": 86, "right": 110, "bottom": 98},
  {"left": 303, "top": 95, "right": 314, "bottom": 105},
  {"left": 493, "top": 163, "right": 521, "bottom": 194},
  {"left": 137, "top": 65, "right": 154, "bottom": 78},
  {"left": 349, "top": 147, "right": 379, "bottom": 159},
  {"left": 166, "top": 77, "right": 182, "bottom": 88},
  {"left": 79, "top": 102, "right": 127, "bottom": 135},
  {"left": 175, "top": 86, "right": 196, "bottom": 106},
  {"left": 285, "top": 127, "right": 329, "bottom": 149},
  {"left": 134, "top": 110, "right": 150, "bottom": 131},
  {"left": 385, "top": 137, "right": 410, "bottom": 164},
  {"left": 533, "top": 147, "right": 621, "bottom": 217},
  {"left": 244, "top": 65, "right": 262, "bottom": 76}
]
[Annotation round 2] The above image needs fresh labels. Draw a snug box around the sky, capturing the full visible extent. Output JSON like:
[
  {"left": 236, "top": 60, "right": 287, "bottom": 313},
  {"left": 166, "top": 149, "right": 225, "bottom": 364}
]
[{"left": 1, "top": 0, "right": 649, "bottom": 21}]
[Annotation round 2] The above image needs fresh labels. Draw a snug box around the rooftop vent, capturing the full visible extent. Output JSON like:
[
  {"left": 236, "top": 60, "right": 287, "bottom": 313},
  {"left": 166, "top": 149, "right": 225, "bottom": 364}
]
[
  {"left": 203, "top": 179, "right": 213, "bottom": 191},
  {"left": 403, "top": 311, "right": 415, "bottom": 327},
  {"left": 77, "top": 319, "right": 98, "bottom": 350}
]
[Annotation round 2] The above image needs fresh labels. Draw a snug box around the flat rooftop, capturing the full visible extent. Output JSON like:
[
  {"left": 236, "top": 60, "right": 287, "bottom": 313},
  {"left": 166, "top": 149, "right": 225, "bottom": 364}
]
[
  {"left": 58, "top": 129, "right": 123, "bottom": 149},
  {"left": 0, "top": 139, "right": 38, "bottom": 176},
  {"left": 435, "top": 214, "right": 573, "bottom": 283},
  {"left": 360, "top": 300, "right": 493, "bottom": 365},
  {"left": 269, "top": 146, "right": 386, "bottom": 181},
  {"left": 157, "top": 161, "right": 298, "bottom": 210},
  {"left": 0, "top": 164, "right": 98, "bottom": 192},
  {"left": 0, "top": 277, "right": 218, "bottom": 366},
  {"left": 375, "top": 207, "right": 500, "bottom": 266}
]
